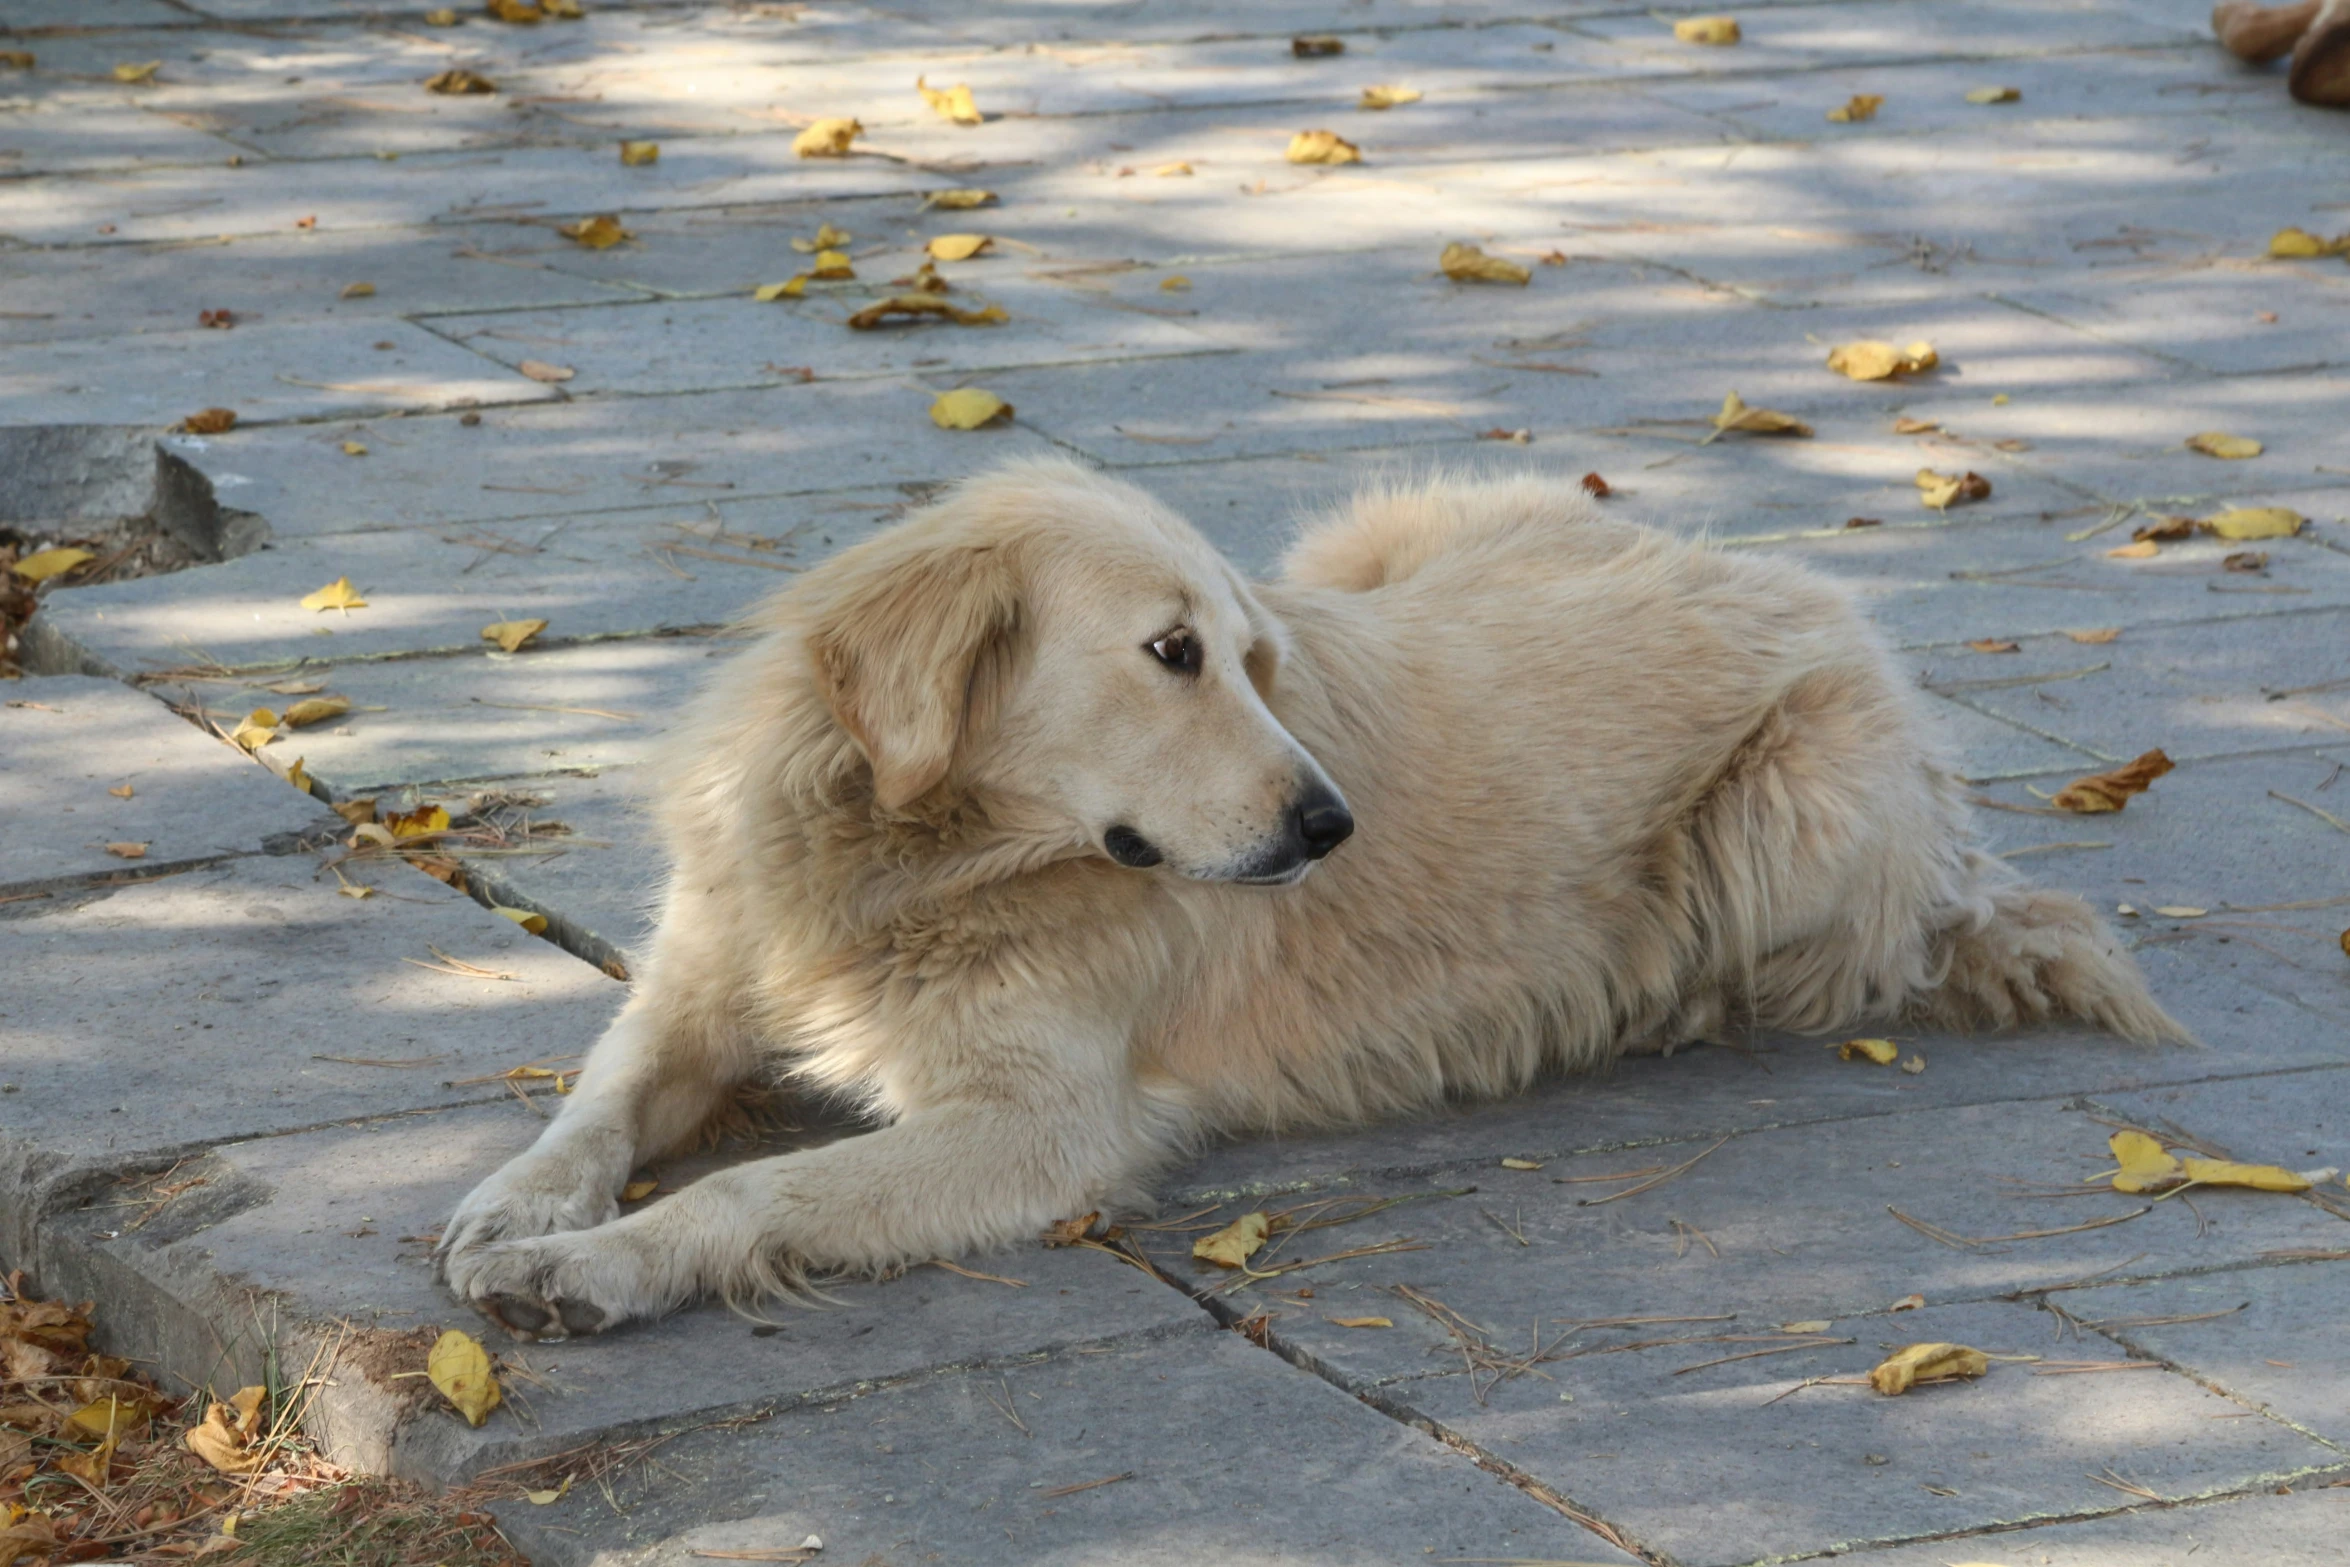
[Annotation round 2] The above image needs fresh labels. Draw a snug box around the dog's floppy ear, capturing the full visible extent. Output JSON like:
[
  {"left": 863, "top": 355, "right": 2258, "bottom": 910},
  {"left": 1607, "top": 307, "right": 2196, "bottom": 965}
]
[{"left": 807, "top": 541, "right": 1024, "bottom": 811}]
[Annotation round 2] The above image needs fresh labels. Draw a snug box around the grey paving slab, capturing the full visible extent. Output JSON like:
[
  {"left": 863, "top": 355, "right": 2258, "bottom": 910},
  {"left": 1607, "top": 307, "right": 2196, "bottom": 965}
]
[
  {"left": 0, "top": 138, "right": 936, "bottom": 247},
  {"left": 152, "top": 637, "right": 726, "bottom": 793},
  {"left": 1354, "top": 1298, "right": 2330, "bottom": 1567},
  {"left": 1155, "top": 1095, "right": 2350, "bottom": 1329},
  {"left": 34, "top": 1096, "right": 1203, "bottom": 1482},
  {"left": 0, "top": 674, "right": 338, "bottom": 890},
  {"left": 2063, "top": 1261, "right": 2350, "bottom": 1448},
  {"left": 158, "top": 387, "right": 1061, "bottom": 540},
  {"left": 1957, "top": 746, "right": 2350, "bottom": 932},
  {"left": 439, "top": 764, "right": 663, "bottom": 970},
  {"left": 0, "top": 98, "right": 248, "bottom": 177},
  {"left": 1926, "top": 607, "right": 2350, "bottom": 764},
  {"left": 1838, "top": 1487, "right": 2350, "bottom": 1567},
  {"left": 0, "top": 0, "right": 186, "bottom": 24},
  {"left": 496, "top": 1330, "right": 1643, "bottom": 1567},
  {"left": 0, "top": 225, "right": 650, "bottom": 349},
  {"left": 1884, "top": 374, "right": 2350, "bottom": 507},
  {"left": 1743, "top": 518, "right": 2350, "bottom": 653},
  {"left": 425, "top": 270, "right": 1223, "bottom": 398},
  {"left": 2001, "top": 263, "right": 2350, "bottom": 378},
  {"left": 0, "top": 316, "right": 555, "bottom": 430},
  {"left": 0, "top": 852, "right": 619, "bottom": 1252},
  {"left": 1558, "top": 0, "right": 2204, "bottom": 74}
]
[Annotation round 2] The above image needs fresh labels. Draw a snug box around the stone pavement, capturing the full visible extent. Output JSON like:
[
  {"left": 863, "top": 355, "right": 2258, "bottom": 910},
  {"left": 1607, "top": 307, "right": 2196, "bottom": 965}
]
[{"left": 4, "top": 0, "right": 2349, "bottom": 1561}]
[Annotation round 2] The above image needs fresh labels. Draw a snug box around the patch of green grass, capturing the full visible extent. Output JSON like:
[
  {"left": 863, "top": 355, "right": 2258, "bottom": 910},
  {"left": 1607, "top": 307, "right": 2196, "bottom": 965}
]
[{"left": 236, "top": 1481, "right": 523, "bottom": 1567}]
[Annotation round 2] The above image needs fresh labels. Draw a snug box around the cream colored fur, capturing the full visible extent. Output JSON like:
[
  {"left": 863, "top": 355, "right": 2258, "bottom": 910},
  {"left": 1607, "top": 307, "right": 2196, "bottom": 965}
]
[{"left": 438, "top": 460, "right": 2182, "bottom": 1339}]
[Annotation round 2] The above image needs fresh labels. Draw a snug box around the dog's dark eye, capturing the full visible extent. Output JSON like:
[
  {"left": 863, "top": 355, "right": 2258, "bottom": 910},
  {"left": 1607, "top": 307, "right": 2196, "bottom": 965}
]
[{"left": 1148, "top": 627, "right": 1201, "bottom": 675}]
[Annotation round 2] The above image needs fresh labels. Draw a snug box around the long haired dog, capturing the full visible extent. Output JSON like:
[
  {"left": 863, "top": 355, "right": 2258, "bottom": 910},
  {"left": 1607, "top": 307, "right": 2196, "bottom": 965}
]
[{"left": 439, "top": 461, "right": 2180, "bottom": 1338}]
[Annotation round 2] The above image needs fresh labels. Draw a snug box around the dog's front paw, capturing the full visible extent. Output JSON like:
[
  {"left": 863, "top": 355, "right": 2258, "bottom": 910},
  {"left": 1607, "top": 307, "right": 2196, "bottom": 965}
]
[
  {"left": 438, "top": 1141, "right": 624, "bottom": 1293},
  {"left": 450, "top": 1226, "right": 676, "bottom": 1343}
]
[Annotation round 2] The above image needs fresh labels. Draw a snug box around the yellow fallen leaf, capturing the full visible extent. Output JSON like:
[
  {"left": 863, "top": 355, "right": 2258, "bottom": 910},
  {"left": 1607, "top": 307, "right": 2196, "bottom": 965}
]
[
  {"left": 1869, "top": 1343, "right": 1987, "bottom": 1395},
  {"left": 1439, "top": 242, "right": 1530, "bottom": 285},
  {"left": 621, "top": 1178, "right": 659, "bottom": 1201},
  {"left": 492, "top": 905, "right": 549, "bottom": 934},
  {"left": 427, "top": 1330, "right": 501, "bottom": 1427},
  {"left": 179, "top": 407, "right": 238, "bottom": 435},
  {"left": 53, "top": 1429, "right": 117, "bottom": 1488},
  {"left": 384, "top": 803, "right": 450, "bottom": 838},
  {"left": 793, "top": 117, "right": 862, "bottom": 157},
  {"left": 424, "top": 68, "right": 496, "bottom": 95},
  {"left": 1892, "top": 416, "right": 1939, "bottom": 434},
  {"left": 1160, "top": 274, "right": 1191, "bottom": 291},
  {"left": 1827, "top": 340, "right": 1937, "bottom": 380},
  {"left": 11, "top": 547, "right": 94, "bottom": 584},
  {"left": 1900, "top": 1052, "right": 1926, "bottom": 1075},
  {"left": 916, "top": 76, "right": 983, "bottom": 125},
  {"left": 2269, "top": 227, "right": 2350, "bottom": 259},
  {"left": 1331, "top": 1316, "right": 1393, "bottom": 1328},
  {"left": 810, "top": 248, "right": 855, "bottom": 280},
  {"left": 2152, "top": 906, "right": 2206, "bottom": 918},
  {"left": 230, "top": 708, "right": 279, "bottom": 750},
  {"left": 1781, "top": 1319, "right": 1833, "bottom": 1333},
  {"left": 2180, "top": 1157, "right": 2311, "bottom": 1192},
  {"left": 285, "top": 756, "right": 309, "bottom": 793},
  {"left": 424, "top": 8, "right": 458, "bottom": 22},
  {"left": 2052, "top": 749, "right": 2173, "bottom": 814},
  {"left": 1834, "top": 1037, "right": 1899, "bottom": 1064},
  {"left": 2105, "top": 538, "right": 2160, "bottom": 559},
  {"left": 1286, "top": 129, "right": 1361, "bottom": 165},
  {"left": 1967, "top": 638, "right": 2020, "bottom": 654},
  {"left": 1152, "top": 161, "right": 1192, "bottom": 176},
  {"left": 1965, "top": 85, "right": 2021, "bottom": 104},
  {"left": 183, "top": 1386, "right": 267, "bottom": 1473},
  {"left": 1708, "top": 391, "right": 1812, "bottom": 439},
  {"left": 300, "top": 576, "right": 367, "bottom": 613},
  {"left": 543, "top": 0, "right": 582, "bottom": 16},
  {"left": 1916, "top": 468, "right": 1990, "bottom": 510},
  {"left": 1193, "top": 1211, "right": 1270, "bottom": 1268},
  {"left": 1293, "top": 34, "right": 1345, "bottom": 56},
  {"left": 927, "top": 233, "right": 993, "bottom": 261},
  {"left": 526, "top": 1476, "right": 574, "bottom": 1506},
  {"left": 2065, "top": 627, "right": 2121, "bottom": 644},
  {"left": 557, "top": 214, "right": 629, "bottom": 250},
  {"left": 2111, "top": 1129, "right": 2183, "bottom": 1193},
  {"left": 1500, "top": 1156, "right": 1544, "bottom": 1170},
  {"left": 847, "top": 295, "right": 1007, "bottom": 329},
  {"left": 341, "top": 281, "right": 375, "bottom": 298},
  {"left": 2202, "top": 506, "right": 2303, "bottom": 540},
  {"left": 518, "top": 359, "right": 576, "bottom": 382},
  {"left": 921, "top": 188, "right": 996, "bottom": 210},
  {"left": 2, "top": 50, "right": 35, "bottom": 68},
  {"left": 790, "top": 222, "right": 853, "bottom": 253},
  {"left": 1672, "top": 16, "right": 1741, "bottom": 44},
  {"left": 108, "top": 783, "right": 134, "bottom": 798},
  {"left": 1826, "top": 94, "right": 1883, "bottom": 123},
  {"left": 1360, "top": 84, "right": 1422, "bottom": 110},
  {"left": 2185, "top": 431, "right": 2262, "bottom": 459},
  {"left": 67, "top": 1396, "right": 148, "bottom": 1441},
  {"left": 283, "top": 696, "right": 349, "bottom": 728},
  {"left": 618, "top": 140, "right": 658, "bottom": 166},
  {"left": 754, "top": 277, "right": 808, "bottom": 301},
  {"left": 487, "top": 0, "right": 542, "bottom": 20},
  {"left": 104, "top": 842, "right": 148, "bottom": 859},
  {"left": 482, "top": 618, "right": 547, "bottom": 652},
  {"left": 113, "top": 61, "right": 161, "bottom": 83},
  {"left": 341, "top": 441, "right": 368, "bottom": 457},
  {"left": 930, "top": 388, "right": 1012, "bottom": 429}
]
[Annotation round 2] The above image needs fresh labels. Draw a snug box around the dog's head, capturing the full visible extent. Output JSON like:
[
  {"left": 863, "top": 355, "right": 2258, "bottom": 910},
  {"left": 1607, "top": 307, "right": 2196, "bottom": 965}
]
[{"left": 802, "top": 460, "right": 1350, "bottom": 884}]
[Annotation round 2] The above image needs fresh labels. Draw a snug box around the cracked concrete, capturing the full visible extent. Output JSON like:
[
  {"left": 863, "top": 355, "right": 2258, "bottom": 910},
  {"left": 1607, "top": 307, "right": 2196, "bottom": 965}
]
[{"left": 4, "top": 0, "right": 2347, "bottom": 1561}]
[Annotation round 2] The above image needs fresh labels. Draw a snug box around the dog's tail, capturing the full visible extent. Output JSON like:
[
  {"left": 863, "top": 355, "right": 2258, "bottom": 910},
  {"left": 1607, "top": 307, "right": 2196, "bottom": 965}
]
[{"left": 1915, "top": 850, "right": 2190, "bottom": 1043}]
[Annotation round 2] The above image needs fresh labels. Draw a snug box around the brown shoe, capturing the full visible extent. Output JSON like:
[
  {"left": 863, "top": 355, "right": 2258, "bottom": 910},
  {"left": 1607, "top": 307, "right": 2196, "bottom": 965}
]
[
  {"left": 2214, "top": 0, "right": 2321, "bottom": 63},
  {"left": 2290, "top": 0, "right": 2350, "bottom": 102}
]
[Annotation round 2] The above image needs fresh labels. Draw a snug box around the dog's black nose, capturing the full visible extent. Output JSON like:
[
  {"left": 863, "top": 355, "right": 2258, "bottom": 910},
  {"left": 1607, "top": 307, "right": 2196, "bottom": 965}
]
[{"left": 1294, "top": 788, "right": 1354, "bottom": 859}]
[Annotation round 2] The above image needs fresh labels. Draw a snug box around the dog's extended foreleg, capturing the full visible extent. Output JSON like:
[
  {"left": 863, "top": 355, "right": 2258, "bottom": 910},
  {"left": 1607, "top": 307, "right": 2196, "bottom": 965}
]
[
  {"left": 446, "top": 1039, "right": 1178, "bottom": 1339},
  {"left": 439, "top": 978, "right": 753, "bottom": 1327}
]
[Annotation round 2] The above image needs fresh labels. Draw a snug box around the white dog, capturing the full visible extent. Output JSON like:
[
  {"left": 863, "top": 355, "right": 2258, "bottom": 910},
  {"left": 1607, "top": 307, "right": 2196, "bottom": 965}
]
[{"left": 439, "top": 461, "right": 2178, "bottom": 1338}]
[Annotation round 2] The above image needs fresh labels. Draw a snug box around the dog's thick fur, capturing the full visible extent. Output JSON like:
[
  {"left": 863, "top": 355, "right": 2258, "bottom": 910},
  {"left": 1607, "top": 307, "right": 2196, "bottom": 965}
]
[{"left": 440, "top": 461, "right": 2181, "bottom": 1338}]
